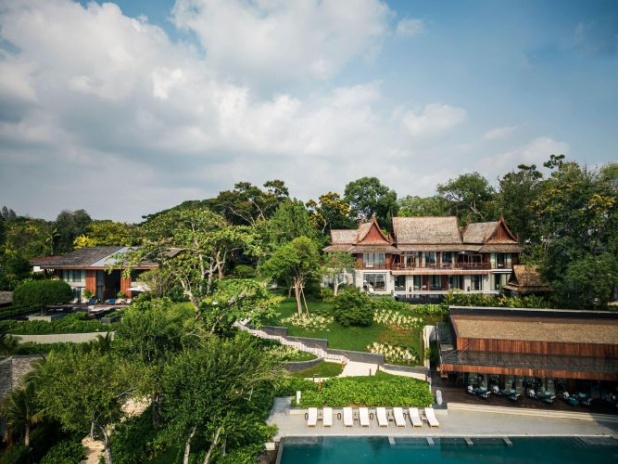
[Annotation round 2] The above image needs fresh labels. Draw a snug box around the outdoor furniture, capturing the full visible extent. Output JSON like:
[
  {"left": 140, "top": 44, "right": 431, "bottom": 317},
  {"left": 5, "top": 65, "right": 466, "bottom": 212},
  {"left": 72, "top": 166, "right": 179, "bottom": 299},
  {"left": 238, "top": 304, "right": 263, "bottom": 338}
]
[
  {"left": 359, "top": 407, "right": 370, "bottom": 427},
  {"left": 479, "top": 390, "right": 491, "bottom": 400},
  {"left": 507, "top": 393, "right": 521, "bottom": 402},
  {"left": 343, "top": 407, "right": 353, "bottom": 427},
  {"left": 376, "top": 407, "right": 388, "bottom": 427},
  {"left": 408, "top": 407, "right": 423, "bottom": 427},
  {"left": 307, "top": 408, "right": 318, "bottom": 427},
  {"left": 323, "top": 407, "right": 333, "bottom": 427},
  {"left": 393, "top": 407, "right": 406, "bottom": 427},
  {"left": 424, "top": 407, "right": 440, "bottom": 427}
]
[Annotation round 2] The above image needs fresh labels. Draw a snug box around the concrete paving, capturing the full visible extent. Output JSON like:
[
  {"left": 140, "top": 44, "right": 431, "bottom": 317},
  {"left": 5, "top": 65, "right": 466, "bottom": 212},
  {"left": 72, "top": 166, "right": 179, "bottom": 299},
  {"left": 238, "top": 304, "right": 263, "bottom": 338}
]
[
  {"left": 267, "top": 398, "right": 618, "bottom": 442},
  {"left": 340, "top": 361, "right": 378, "bottom": 377}
]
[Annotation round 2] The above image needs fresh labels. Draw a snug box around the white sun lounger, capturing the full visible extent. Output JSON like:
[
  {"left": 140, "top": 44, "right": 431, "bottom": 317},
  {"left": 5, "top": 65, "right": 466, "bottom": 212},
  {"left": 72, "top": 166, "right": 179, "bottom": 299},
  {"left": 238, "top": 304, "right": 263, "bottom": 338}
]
[
  {"left": 323, "top": 407, "right": 333, "bottom": 427},
  {"left": 393, "top": 407, "right": 406, "bottom": 427},
  {"left": 343, "top": 407, "right": 354, "bottom": 427},
  {"left": 424, "top": 407, "right": 440, "bottom": 427},
  {"left": 376, "top": 407, "right": 388, "bottom": 427},
  {"left": 408, "top": 407, "right": 423, "bottom": 427},
  {"left": 359, "top": 407, "right": 370, "bottom": 427},
  {"left": 307, "top": 407, "right": 318, "bottom": 427}
]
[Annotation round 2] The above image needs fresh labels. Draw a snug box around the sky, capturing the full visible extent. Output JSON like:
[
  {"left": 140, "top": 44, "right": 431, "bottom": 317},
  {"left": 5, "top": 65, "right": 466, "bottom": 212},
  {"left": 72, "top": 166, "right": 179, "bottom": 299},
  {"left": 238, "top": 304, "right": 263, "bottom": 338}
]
[{"left": 0, "top": 0, "right": 616, "bottom": 223}]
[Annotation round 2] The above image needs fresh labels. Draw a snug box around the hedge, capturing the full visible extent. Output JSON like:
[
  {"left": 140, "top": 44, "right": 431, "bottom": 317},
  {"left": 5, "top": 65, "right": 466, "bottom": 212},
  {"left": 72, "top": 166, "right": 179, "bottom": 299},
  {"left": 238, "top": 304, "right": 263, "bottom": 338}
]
[{"left": 13, "top": 280, "right": 73, "bottom": 309}]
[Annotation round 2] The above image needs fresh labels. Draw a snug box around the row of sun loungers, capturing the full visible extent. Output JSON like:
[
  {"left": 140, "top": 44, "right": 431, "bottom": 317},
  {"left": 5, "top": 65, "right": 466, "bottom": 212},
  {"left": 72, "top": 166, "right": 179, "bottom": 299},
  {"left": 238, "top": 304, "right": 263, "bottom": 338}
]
[{"left": 307, "top": 407, "right": 439, "bottom": 428}]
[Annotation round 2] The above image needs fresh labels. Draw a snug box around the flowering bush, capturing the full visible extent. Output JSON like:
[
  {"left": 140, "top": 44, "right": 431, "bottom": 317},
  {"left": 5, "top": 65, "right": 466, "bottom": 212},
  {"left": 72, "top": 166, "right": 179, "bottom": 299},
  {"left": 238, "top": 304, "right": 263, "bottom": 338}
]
[
  {"left": 267, "top": 344, "right": 317, "bottom": 362},
  {"left": 373, "top": 309, "right": 421, "bottom": 328},
  {"left": 281, "top": 313, "right": 334, "bottom": 331},
  {"left": 367, "top": 342, "right": 419, "bottom": 365}
]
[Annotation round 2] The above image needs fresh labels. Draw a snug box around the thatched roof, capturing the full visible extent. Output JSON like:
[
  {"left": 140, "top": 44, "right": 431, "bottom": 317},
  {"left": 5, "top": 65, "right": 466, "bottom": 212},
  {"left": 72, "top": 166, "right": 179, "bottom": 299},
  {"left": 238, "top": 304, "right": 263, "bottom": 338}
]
[
  {"left": 391, "top": 217, "right": 462, "bottom": 244},
  {"left": 452, "top": 316, "right": 618, "bottom": 345},
  {"left": 330, "top": 229, "right": 358, "bottom": 245},
  {"left": 462, "top": 222, "right": 498, "bottom": 244},
  {"left": 503, "top": 265, "right": 551, "bottom": 293}
]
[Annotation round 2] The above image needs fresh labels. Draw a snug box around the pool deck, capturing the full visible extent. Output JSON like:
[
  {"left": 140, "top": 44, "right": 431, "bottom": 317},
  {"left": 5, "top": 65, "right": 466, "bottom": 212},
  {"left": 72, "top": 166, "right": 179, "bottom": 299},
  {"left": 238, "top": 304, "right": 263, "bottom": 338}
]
[{"left": 267, "top": 398, "right": 618, "bottom": 442}]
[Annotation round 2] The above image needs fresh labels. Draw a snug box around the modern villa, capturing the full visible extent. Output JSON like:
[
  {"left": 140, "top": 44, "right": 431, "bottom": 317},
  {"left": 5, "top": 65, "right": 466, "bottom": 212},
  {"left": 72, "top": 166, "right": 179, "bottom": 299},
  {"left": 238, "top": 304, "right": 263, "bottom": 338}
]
[
  {"left": 30, "top": 246, "right": 164, "bottom": 301},
  {"left": 324, "top": 216, "right": 521, "bottom": 299},
  {"left": 437, "top": 306, "right": 618, "bottom": 402}
]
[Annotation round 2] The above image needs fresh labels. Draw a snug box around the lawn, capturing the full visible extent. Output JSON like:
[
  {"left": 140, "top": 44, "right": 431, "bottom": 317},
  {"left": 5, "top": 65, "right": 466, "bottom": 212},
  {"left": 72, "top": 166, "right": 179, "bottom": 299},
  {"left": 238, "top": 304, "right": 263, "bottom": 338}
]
[
  {"left": 270, "top": 297, "right": 428, "bottom": 357},
  {"left": 291, "top": 361, "right": 344, "bottom": 378}
]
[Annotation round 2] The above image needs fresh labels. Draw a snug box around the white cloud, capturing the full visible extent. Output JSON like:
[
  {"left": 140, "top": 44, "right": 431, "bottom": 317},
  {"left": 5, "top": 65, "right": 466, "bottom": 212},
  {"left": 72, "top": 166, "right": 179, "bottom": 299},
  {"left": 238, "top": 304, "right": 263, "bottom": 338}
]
[
  {"left": 483, "top": 125, "right": 516, "bottom": 140},
  {"left": 171, "top": 0, "right": 391, "bottom": 86},
  {"left": 395, "top": 18, "right": 426, "bottom": 37},
  {"left": 401, "top": 103, "right": 467, "bottom": 138},
  {"left": 478, "top": 136, "right": 570, "bottom": 179}
]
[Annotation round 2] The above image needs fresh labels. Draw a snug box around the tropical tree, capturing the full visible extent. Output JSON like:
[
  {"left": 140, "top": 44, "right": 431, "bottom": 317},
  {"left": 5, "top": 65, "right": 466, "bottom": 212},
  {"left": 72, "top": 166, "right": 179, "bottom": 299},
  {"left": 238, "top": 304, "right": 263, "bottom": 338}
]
[
  {"left": 160, "top": 333, "right": 279, "bottom": 464},
  {"left": 114, "top": 299, "right": 195, "bottom": 425},
  {"left": 343, "top": 177, "right": 399, "bottom": 227},
  {"left": 398, "top": 195, "right": 450, "bottom": 217},
  {"left": 1, "top": 369, "right": 45, "bottom": 447},
  {"left": 322, "top": 251, "right": 355, "bottom": 296},
  {"left": 205, "top": 180, "right": 289, "bottom": 226},
  {"left": 74, "top": 220, "right": 138, "bottom": 248},
  {"left": 36, "top": 349, "right": 134, "bottom": 464},
  {"left": 128, "top": 207, "right": 259, "bottom": 313},
  {"left": 306, "top": 192, "right": 355, "bottom": 233},
  {"left": 259, "top": 236, "right": 321, "bottom": 315},
  {"left": 201, "top": 279, "right": 282, "bottom": 334},
  {"left": 436, "top": 172, "right": 497, "bottom": 224},
  {"left": 53, "top": 209, "right": 92, "bottom": 254},
  {"left": 263, "top": 199, "right": 318, "bottom": 248}
]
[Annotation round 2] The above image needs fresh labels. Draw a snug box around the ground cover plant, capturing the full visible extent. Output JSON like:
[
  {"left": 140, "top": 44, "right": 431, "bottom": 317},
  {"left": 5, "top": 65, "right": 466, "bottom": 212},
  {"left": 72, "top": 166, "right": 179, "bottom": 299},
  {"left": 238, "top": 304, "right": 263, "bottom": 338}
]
[
  {"left": 272, "top": 296, "right": 441, "bottom": 360},
  {"left": 0, "top": 312, "right": 118, "bottom": 335},
  {"left": 291, "top": 361, "right": 343, "bottom": 378},
  {"left": 293, "top": 371, "right": 433, "bottom": 408}
]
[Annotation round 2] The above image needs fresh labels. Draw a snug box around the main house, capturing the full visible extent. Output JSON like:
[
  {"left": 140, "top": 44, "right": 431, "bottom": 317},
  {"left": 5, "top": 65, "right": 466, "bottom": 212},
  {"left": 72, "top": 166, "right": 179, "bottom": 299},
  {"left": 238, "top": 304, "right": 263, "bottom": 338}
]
[
  {"left": 324, "top": 216, "right": 521, "bottom": 299},
  {"left": 30, "top": 246, "right": 158, "bottom": 302}
]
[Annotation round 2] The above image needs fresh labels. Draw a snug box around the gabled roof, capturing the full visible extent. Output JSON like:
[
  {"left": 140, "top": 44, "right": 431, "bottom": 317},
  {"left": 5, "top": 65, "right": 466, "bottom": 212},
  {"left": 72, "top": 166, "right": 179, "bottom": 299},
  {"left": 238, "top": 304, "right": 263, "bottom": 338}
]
[
  {"left": 330, "top": 229, "right": 358, "bottom": 245},
  {"left": 29, "top": 246, "right": 163, "bottom": 270},
  {"left": 355, "top": 216, "right": 391, "bottom": 245},
  {"left": 391, "top": 217, "right": 462, "bottom": 244},
  {"left": 503, "top": 264, "right": 551, "bottom": 293},
  {"left": 463, "top": 217, "right": 518, "bottom": 244}
]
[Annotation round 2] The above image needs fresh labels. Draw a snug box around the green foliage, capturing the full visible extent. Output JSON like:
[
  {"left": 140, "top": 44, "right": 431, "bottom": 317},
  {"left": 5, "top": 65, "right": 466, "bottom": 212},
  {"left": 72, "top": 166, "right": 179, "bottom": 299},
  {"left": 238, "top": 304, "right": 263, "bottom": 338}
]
[
  {"left": 306, "top": 191, "right": 355, "bottom": 234},
  {"left": 437, "top": 172, "right": 497, "bottom": 224},
  {"left": 13, "top": 280, "right": 73, "bottom": 309},
  {"left": 0, "top": 312, "right": 117, "bottom": 335},
  {"left": 441, "top": 291, "right": 551, "bottom": 309},
  {"left": 0, "top": 445, "right": 29, "bottom": 464},
  {"left": 108, "top": 408, "right": 160, "bottom": 464},
  {"left": 343, "top": 177, "right": 399, "bottom": 227},
  {"left": 291, "top": 362, "right": 344, "bottom": 378},
  {"left": 296, "top": 373, "right": 433, "bottom": 408},
  {"left": 398, "top": 195, "right": 450, "bottom": 217},
  {"left": 53, "top": 209, "right": 92, "bottom": 254},
  {"left": 332, "top": 286, "right": 374, "bottom": 327},
  {"left": 273, "top": 377, "right": 317, "bottom": 397},
  {"left": 0, "top": 253, "right": 32, "bottom": 291},
  {"left": 40, "top": 438, "right": 86, "bottom": 464},
  {"left": 231, "top": 264, "right": 256, "bottom": 278}
]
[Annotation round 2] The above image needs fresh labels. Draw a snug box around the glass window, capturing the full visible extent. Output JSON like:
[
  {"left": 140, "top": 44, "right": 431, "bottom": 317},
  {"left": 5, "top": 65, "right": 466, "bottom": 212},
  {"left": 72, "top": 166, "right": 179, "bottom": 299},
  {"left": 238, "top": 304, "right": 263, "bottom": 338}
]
[
  {"left": 423, "top": 252, "right": 436, "bottom": 265},
  {"left": 471, "top": 275, "right": 482, "bottom": 291},
  {"left": 394, "top": 275, "right": 406, "bottom": 290},
  {"left": 442, "top": 252, "right": 453, "bottom": 264},
  {"left": 364, "top": 273, "right": 386, "bottom": 291},
  {"left": 496, "top": 253, "right": 506, "bottom": 268},
  {"left": 429, "top": 275, "right": 441, "bottom": 290},
  {"left": 363, "top": 253, "right": 385, "bottom": 268}
]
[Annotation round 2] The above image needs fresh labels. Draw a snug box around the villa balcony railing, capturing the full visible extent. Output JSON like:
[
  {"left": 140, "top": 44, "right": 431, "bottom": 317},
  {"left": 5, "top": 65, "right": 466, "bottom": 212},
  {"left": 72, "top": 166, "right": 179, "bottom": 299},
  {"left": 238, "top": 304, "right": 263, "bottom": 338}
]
[{"left": 390, "top": 262, "right": 492, "bottom": 271}]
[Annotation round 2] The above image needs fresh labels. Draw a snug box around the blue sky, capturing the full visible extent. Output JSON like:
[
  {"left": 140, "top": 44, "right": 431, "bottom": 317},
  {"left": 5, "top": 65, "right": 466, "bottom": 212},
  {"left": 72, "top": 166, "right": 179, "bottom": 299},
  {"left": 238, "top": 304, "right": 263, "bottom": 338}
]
[{"left": 1, "top": 0, "right": 616, "bottom": 222}]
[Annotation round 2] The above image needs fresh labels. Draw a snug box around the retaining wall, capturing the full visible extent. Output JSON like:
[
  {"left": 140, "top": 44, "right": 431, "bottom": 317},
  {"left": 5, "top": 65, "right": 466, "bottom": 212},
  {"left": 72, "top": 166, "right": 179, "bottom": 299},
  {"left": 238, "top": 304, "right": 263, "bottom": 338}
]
[
  {"left": 282, "top": 358, "right": 323, "bottom": 373},
  {"left": 9, "top": 332, "right": 113, "bottom": 344}
]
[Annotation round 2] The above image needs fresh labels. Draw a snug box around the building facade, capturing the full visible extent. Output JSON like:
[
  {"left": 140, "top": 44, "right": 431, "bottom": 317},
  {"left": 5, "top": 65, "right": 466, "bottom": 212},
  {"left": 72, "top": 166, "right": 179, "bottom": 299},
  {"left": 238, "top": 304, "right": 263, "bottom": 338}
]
[
  {"left": 30, "top": 246, "right": 156, "bottom": 301},
  {"left": 324, "top": 216, "right": 521, "bottom": 299},
  {"left": 437, "top": 306, "right": 618, "bottom": 402}
]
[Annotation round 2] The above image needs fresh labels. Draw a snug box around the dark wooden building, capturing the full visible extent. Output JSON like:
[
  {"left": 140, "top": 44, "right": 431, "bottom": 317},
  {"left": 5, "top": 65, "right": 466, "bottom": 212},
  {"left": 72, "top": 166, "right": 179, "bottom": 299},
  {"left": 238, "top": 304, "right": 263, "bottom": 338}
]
[{"left": 437, "top": 306, "right": 618, "bottom": 401}]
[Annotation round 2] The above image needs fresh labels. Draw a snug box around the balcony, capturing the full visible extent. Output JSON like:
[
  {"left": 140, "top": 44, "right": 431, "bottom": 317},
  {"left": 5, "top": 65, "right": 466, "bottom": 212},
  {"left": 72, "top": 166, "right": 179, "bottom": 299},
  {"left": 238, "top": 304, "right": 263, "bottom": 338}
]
[{"left": 390, "top": 262, "right": 492, "bottom": 271}]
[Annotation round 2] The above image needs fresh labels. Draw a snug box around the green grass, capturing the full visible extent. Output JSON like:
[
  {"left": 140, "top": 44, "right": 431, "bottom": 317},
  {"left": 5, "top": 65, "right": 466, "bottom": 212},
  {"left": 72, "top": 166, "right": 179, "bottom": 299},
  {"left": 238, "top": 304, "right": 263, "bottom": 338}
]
[
  {"left": 272, "top": 297, "right": 423, "bottom": 355},
  {"left": 291, "top": 361, "right": 344, "bottom": 378}
]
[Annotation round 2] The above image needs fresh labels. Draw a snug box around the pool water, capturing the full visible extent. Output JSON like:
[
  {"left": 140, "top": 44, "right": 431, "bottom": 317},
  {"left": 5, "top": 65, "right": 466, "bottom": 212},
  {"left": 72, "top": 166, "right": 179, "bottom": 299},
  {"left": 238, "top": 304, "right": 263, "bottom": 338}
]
[{"left": 278, "top": 436, "right": 618, "bottom": 464}]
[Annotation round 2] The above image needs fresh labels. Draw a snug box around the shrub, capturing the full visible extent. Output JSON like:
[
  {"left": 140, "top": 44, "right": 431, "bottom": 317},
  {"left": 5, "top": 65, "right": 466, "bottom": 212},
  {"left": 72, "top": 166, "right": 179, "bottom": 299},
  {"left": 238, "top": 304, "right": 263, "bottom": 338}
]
[
  {"left": 0, "top": 445, "right": 29, "bottom": 464},
  {"left": 232, "top": 264, "right": 256, "bottom": 279},
  {"left": 280, "top": 313, "right": 333, "bottom": 331},
  {"left": 332, "top": 287, "right": 374, "bottom": 327},
  {"left": 40, "top": 438, "right": 86, "bottom": 464},
  {"left": 13, "top": 280, "right": 73, "bottom": 310}
]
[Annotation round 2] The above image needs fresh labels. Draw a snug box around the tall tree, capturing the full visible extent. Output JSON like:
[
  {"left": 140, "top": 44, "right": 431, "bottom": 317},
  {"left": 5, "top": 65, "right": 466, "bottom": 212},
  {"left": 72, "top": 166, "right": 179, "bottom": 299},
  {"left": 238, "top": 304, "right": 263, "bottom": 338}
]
[
  {"left": 161, "top": 333, "right": 278, "bottom": 464},
  {"left": 531, "top": 156, "right": 618, "bottom": 308},
  {"left": 436, "top": 172, "right": 497, "bottom": 224},
  {"left": 37, "top": 349, "right": 134, "bottom": 464},
  {"left": 128, "top": 208, "right": 259, "bottom": 313},
  {"left": 259, "top": 236, "right": 321, "bottom": 315},
  {"left": 343, "top": 177, "right": 398, "bottom": 227},
  {"left": 74, "top": 220, "right": 138, "bottom": 248},
  {"left": 306, "top": 192, "right": 355, "bottom": 234},
  {"left": 398, "top": 195, "right": 450, "bottom": 217},
  {"left": 497, "top": 164, "right": 543, "bottom": 245},
  {"left": 205, "top": 180, "right": 289, "bottom": 226},
  {"left": 53, "top": 209, "right": 92, "bottom": 254},
  {"left": 0, "top": 370, "right": 45, "bottom": 447},
  {"left": 264, "top": 199, "right": 317, "bottom": 248},
  {"left": 322, "top": 251, "right": 355, "bottom": 296}
]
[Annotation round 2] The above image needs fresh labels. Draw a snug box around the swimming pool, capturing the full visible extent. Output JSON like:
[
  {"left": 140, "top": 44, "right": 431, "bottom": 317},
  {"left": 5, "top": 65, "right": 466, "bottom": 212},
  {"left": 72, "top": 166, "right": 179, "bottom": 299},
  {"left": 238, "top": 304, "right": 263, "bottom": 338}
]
[{"left": 278, "top": 436, "right": 618, "bottom": 463}]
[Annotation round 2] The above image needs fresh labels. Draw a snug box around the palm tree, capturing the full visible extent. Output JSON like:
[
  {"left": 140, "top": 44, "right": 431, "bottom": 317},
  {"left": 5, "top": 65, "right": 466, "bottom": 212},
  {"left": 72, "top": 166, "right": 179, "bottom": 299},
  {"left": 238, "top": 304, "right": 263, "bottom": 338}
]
[
  {"left": 1, "top": 377, "right": 44, "bottom": 446},
  {"left": 0, "top": 334, "right": 19, "bottom": 355}
]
